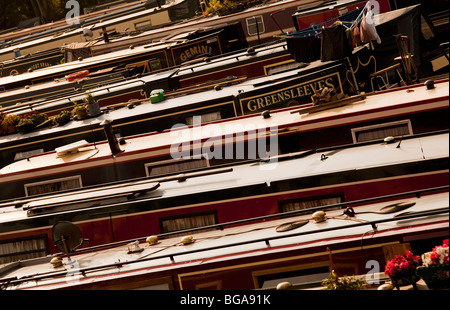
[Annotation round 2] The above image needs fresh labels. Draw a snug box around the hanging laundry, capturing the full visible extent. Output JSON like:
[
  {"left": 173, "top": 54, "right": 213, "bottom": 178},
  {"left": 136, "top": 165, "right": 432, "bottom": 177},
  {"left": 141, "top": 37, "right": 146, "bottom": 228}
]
[
  {"left": 286, "top": 35, "right": 321, "bottom": 63},
  {"left": 321, "top": 23, "right": 353, "bottom": 61},
  {"left": 360, "top": 9, "right": 381, "bottom": 44}
]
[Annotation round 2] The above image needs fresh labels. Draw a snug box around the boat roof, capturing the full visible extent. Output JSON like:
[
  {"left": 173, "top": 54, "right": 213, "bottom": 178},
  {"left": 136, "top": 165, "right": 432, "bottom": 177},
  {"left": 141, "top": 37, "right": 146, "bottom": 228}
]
[
  {"left": 0, "top": 78, "right": 448, "bottom": 168},
  {"left": 0, "top": 131, "right": 447, "bottom": 215},
  {"left": 0, "top": 0, "right": 186, "bottom": 58},
  {"left": 0, "top": 41, "right": 288, "bottom": 113},
  {"left": 0, "top": 189, "right": 447, "bottom": 290},
  {"left": 0, "top": 40, "right": 180, "bottom": 89}
]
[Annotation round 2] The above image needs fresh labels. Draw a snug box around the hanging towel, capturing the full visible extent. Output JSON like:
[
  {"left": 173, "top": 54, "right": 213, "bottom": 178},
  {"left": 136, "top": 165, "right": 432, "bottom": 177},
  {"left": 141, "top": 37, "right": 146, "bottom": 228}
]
[{"left": 321, "top": 24, "right": 353, "bottom": 61}]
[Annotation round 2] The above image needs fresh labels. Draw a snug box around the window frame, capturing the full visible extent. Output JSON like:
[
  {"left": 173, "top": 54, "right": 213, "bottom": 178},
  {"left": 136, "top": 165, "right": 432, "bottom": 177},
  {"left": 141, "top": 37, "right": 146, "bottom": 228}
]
[{"left": 351, "top": 119, "right": 413, "bottom": 144}]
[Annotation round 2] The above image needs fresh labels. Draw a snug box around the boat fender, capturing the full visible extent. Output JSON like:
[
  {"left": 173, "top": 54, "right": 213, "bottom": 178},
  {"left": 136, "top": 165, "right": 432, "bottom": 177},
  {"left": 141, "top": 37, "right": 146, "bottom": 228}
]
[
  {"left": 66, "top": 70, "right": 89, "bottom": 82},
  {"left": 50, "top": 256, "right": 63, "bottom": 268},
  {"left": 312, "top": 211, "right": 326, "bottom": 223},
  {"left": 383, "top": 136, "right": 396, "bottom": 144},
  {"left": 276, "top": 282, "right": 292, "bottom": 290}
]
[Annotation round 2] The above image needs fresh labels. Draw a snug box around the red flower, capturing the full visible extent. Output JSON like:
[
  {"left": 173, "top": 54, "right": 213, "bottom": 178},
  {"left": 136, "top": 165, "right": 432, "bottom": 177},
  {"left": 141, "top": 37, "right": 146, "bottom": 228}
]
[{"left": 384, "top": 250, "right": 421, "bottom": 275}]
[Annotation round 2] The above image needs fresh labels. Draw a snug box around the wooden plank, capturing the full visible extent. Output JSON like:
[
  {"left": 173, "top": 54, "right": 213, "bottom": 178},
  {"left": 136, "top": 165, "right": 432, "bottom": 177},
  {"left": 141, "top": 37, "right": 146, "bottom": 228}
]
[{"left": 290, "top": 93, "right": 367, "bottom": 115}]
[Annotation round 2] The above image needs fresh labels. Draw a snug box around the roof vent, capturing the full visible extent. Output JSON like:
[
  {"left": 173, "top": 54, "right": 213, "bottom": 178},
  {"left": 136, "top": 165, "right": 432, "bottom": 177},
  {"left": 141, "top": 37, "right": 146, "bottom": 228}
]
[{"left": 55, "top": 140, "right": 89, "bottom": 157}]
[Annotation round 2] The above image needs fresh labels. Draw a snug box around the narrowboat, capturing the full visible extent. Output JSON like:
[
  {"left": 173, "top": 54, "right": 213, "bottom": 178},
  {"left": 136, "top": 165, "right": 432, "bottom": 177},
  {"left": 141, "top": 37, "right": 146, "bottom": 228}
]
[
  {"left": 0, "top": 0, "right": 164, "bottom": 45},
  {"left": 0, "top": 130, "right": 447, "bottom": 260},
  {"left": 0, "top": 23, "right": 248, "bottom": 93},
  {"left": 0, "top": 186, "right": 447, "bottom": 290},
  {"left": 0, "top": 74, "right": 447, "bottom": 170},
  {"left": 0, "top": 40, "right": 292, "bottom": 110}
]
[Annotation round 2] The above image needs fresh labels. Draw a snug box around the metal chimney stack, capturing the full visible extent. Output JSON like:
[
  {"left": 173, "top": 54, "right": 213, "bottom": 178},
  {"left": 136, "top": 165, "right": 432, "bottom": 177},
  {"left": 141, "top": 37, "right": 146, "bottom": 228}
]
[{"left": 100, "top": 119, "right": 122, "bottom": 156}]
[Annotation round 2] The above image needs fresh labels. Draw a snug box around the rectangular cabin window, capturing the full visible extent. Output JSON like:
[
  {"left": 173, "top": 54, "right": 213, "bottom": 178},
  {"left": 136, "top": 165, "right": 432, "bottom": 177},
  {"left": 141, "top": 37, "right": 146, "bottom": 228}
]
[
  {"left": 351, "top": 120, "right": 413, "bottom": 143},
  {"left": 145, "top": 157, "right": 210, "bottom": 177},
  {"left": 24, "top": 175, "right": 82, "bottom": 196},
  {"left": 160, "top": 211, "right": 218, "bottom": 234},
  {"left": 14, "top": 148, "right": 44, "bottom": 161},
  {"left": 0, "top": 235, "right": 48, "bottom": 264},
  {"left": 150, "top": 59, "right": 162, "bottom": 71},
  {"left": 185, "top": 111, "right": 222, "bottom": 126},
  {"left": 279, "top": 194, "right": 343, "bottom": 213},
  {"left": 246, "top": 16, "right": 265, "bottom": 36}
]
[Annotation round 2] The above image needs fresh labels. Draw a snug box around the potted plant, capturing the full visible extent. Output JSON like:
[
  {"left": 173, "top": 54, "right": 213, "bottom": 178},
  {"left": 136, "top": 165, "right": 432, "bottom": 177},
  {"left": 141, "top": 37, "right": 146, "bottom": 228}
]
[
  {"left": 28, "top": 111, "right": 47, "bottom": 126},
  {"left": 52, "top": 110, "right": 71, "bottom": 126},
  {"left": 416, "top": 239, "right": 449, "bottom": 289},
  {"left": 72, "top": 101, "right": 89, "bottom": 120},
  {"left": 321, "top": 270, "right": 366, "bottom": 290},
  {"left": 16, "top": 118, "right": 35, "bottom": 133},
  {"left": 384, "top": 250, "right": 421, "bottom": 290},
  {"left": 84, "top": 92, "right": 101, "bottom": 117},
  {"left": 1, "top": 114, "right": 21, "bottom": 134}
]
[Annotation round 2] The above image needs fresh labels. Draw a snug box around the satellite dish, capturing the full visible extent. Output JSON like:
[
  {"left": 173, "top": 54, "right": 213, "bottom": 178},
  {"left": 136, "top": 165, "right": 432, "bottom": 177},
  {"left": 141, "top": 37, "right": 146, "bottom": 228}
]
[{"left": 52, "top": 221, "right": 84, "bottom": 262}]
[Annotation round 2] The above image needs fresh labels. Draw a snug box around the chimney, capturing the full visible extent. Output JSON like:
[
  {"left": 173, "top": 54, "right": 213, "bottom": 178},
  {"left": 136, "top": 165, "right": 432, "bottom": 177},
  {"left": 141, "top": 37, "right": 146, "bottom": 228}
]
[
  {"left": 100, "top": 119, "right": 122, "bottom": 156},
  {"left": 102, "top": 26, "right": 110, "bottom": 43}
]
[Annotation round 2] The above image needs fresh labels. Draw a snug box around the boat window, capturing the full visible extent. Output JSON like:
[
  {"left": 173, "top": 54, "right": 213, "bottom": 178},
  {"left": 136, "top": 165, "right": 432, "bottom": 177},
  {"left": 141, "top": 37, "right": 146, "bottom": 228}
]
[
  {"left": 14, "top": 148, "right": 44, "bottom": 161},
  {"left": 150, "top": 59, "right": 162, "bottom": 71},
  {"left": 145, "top": 157, "right": 210, "bottom": 177},
  {"left": 185, "top": 111, "right": 222, "bottom": 125},
  {"left": 246, "top": 16, "right": 265, "bottom": 36},
  {"left": 278, "top": 194, "right": 343, "bottom": 213},
  {"left": 160, "top": 210, "right": 217, "bottom": 234},
  {"left": 0, "top": 234, "right": 48, "bottom": 264},
  {"left": 351, "top": 120, "right": 412, "bottom": 143},
  {"left": 24, "top": 175, "right": 82, "bottom": 196}
]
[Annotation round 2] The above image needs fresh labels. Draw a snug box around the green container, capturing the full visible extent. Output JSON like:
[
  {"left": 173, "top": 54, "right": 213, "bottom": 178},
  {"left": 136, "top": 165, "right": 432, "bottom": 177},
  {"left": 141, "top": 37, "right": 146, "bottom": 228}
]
[{"left": 150, "top": 89, "right": 165, "bottom": 103}]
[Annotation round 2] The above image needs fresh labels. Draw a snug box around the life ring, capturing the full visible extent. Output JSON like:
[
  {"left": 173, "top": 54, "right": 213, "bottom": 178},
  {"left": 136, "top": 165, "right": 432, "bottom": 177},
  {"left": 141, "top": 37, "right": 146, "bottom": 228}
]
[{"left": 66, "top": 70, "right": 89, "bottom": 82}]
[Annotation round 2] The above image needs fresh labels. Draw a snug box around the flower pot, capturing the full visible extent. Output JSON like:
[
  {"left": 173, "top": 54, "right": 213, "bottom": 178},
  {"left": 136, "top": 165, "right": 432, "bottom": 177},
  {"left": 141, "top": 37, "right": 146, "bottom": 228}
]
[
  {"left": 87, "top": 102, "right": 101, "bottom": 117},
  {"left": 416, "top": 264, "right": 449, "bottom": 290},
  {"left": 389, "top": 271, "right": 420, "bottom": 290}
]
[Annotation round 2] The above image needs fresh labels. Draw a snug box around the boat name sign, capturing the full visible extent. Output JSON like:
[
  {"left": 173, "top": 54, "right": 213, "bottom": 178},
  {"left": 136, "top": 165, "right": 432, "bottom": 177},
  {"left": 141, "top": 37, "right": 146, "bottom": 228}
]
[{"left": 239, "top": 72, "right": 343, "bottom": 114}]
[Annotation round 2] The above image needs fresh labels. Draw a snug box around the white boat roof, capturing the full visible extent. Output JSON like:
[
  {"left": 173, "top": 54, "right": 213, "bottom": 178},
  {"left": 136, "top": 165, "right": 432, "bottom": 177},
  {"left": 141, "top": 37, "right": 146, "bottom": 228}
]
[
  {"left": 0, "top": 0, "right": 186, "bottom": 58},
  {"left": 0, "top": 40, "right": 179, "bottom": 88},
  {"left": 0, "top": 132, "right": 448, "bottom": 221},
  {"left": 0, "top": 190, "right": 447, "bottom": 290}
]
